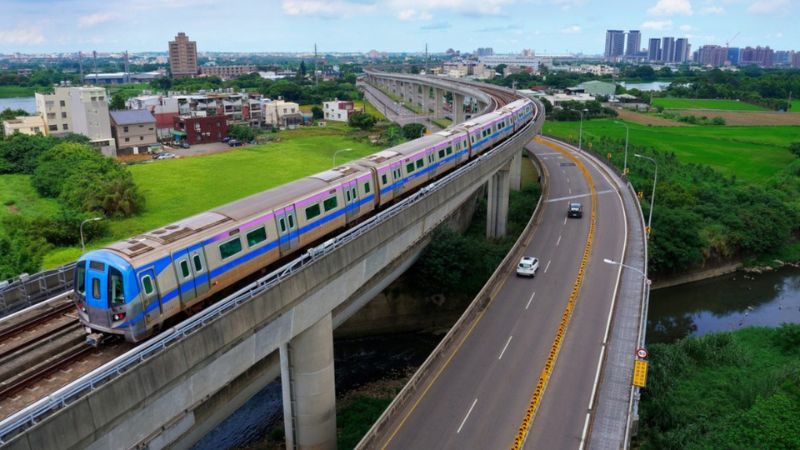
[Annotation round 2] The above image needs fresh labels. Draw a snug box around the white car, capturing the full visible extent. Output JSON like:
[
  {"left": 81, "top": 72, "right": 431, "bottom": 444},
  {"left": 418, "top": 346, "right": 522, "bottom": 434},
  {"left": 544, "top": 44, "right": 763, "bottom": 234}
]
[{"left": 516, "top": 256, "right": 539, "bottom": 277}]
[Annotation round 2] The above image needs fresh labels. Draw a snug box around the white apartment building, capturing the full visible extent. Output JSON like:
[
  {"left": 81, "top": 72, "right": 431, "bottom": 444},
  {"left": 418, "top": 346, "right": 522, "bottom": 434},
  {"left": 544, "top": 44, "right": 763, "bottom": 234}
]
[
  {"left": 263, "top": 99, "right": 303, "bottom": 128},
  {"left": 323, "top": 100, "right": 355, "bottom": 122},
  {"left": 36, "top": 86, "right": 116, "bottom": 155},
  {"left": 2, "top": 115, "right": 46, "bottom": 136}
]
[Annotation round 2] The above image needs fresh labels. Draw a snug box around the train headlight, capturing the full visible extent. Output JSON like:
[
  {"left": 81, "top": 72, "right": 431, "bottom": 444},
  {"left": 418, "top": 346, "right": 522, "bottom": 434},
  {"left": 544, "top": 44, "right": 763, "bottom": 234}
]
[{"left": 112, "top": 312, "right": 126, "bottom": 321}]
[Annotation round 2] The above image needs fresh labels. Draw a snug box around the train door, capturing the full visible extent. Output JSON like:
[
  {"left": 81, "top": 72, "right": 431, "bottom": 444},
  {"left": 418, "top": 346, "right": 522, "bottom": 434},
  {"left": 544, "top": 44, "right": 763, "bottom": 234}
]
[
  {"left": 427, "top": 149, "right": 437, "bottom": 180},
  {"left": 276, "top": 206, "right": 300, "bottom": 256},
  {"left": 343, "top": 180, "right": 359, "bottom": 222},
  {"left": 87, "top": 265, "right": 110, "bottom": 327},
  {"left": 189, "top": 247, "right": 210, "bottom": 297},
  {"left": 390, "top": 162, "right": 404, "bottom": 197},
  {"left": 138, "top": 269, "right": 161, "bottom": 325},
  {"left": 173, "top": 255, "right": 196, "bottom": 304}
]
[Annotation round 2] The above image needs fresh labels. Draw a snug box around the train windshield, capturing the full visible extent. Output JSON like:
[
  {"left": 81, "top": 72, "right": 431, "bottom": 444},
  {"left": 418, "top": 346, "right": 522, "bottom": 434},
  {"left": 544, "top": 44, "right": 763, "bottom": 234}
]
[
  {"left": 109, "top": 267, "right": 125, "bottom": 306},
  {"left": 75, "top": 261, "right": 86, "bottom": 296}
]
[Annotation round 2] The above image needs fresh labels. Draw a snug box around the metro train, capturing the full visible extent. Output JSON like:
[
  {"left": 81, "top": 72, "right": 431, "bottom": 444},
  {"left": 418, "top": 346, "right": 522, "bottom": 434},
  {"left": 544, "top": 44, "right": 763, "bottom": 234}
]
[{"left": 73, "top": 98, "right": 536, "bottom": 343}]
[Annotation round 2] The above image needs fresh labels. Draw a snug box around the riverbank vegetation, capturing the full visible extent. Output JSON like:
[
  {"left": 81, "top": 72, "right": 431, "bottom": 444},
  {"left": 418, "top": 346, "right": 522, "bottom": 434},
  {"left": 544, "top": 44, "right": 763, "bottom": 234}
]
[
  {"left": 544, "top": 120, "right": 800, "bottom": 276},
  {"left": 637, "top": 325, "right": 800, "bottom": 448}
]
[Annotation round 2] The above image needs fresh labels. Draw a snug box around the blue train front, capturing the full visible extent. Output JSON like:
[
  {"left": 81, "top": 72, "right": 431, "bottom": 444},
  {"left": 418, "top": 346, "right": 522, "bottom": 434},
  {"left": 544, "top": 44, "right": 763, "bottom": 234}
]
[{"left": 74, "top": 250, "right": 146, "bottom": 344}]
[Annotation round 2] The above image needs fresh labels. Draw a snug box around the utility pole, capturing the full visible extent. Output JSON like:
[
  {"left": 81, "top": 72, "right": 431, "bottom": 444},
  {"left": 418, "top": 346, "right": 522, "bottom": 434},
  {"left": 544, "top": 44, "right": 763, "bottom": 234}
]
[
  {"left": 314, "top": 43, "right": 318, "bottom": 86},
  {"left": 92, "top": 50, "right": 97, "bottom": 85},
  {"left": 79, "top": 51, "right": 84, "bottom": 84},
  {"left": 124, "top": 50, "right": 130, "bottom": 84},
  {"left": 425, "top": 43, "right": 429, "bottom": 74}
]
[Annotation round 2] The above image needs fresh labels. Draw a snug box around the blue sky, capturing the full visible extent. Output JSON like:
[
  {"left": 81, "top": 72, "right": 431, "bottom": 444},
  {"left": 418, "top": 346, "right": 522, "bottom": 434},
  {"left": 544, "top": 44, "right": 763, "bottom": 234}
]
[{"left": 0, "top": 0, "right": 797, "bottom": 54}]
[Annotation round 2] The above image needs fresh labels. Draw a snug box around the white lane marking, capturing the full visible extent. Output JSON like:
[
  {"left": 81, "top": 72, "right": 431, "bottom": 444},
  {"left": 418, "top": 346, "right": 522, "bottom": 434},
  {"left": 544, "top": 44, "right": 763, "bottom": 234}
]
[
  {"left": 569, "top": 188, "right": 572, "bottom": 195},
  {"left": 566, "top": 177, "right": 570, "bottom": 184},
  {"left": 564, "top": 217, "right": 568, "bottom": 225},
  {"left": 579, "top": 412, "right": 592, "bottom": 450},
  {"left": 457, "top": 398, "right": 478, "bottom": 434},
  {"left": 556, "top": 235, "right": 562, "bottom": 247},
  {"left": 544, "top": 260, "right": 551, "bottom": 273},
  {"left": 525, "top": 292, "right": 536, "bottom": 310},
  {"left": 498, "top": 335, "right": 513, "bottom": 360},
  {"left": 545, "top": 190, "right": 614, "bottom": 203},
  {"left": 588, "top": 346, "right": 606, "bottom": 410}
]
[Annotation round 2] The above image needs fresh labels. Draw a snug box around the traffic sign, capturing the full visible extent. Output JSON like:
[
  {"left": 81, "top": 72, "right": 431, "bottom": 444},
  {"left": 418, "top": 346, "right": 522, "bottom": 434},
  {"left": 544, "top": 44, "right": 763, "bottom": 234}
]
[
  {"left": 633, "top": 359, "right": 648, "bottom": 387},
  {"left": 636, "top": 347, "right": 649, "bottom": 359}
]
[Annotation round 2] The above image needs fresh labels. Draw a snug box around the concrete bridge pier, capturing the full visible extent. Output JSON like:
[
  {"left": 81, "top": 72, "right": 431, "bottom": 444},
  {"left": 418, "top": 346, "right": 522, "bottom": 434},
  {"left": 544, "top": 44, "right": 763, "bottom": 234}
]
[
  {"left": 486, "top": 162, "right": 511, "bottom": 238},
  {"left": 434, "top": 88, "right": 444, "bottom": 119},
  {"left": 509, "top": 150, "right": 522, "bottom": 191},
  {"left": 453, "top": 93, "right": 465, "bottom": 123},
  {"left": 280, "top": 313, "right": 337, "bottom": 450}
]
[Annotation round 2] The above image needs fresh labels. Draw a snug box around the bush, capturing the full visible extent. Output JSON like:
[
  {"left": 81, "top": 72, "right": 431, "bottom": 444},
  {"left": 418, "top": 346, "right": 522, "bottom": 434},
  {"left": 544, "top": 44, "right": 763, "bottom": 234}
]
[
  {"left": 790, "top": 142, "right": 800, "bottom": 158},
  {"left": 31, "top": 208, "right": 109, "bottom": 246},
  {"left": 401, "top": 123, "right": 426, "bottom": 140},
  {"left": 227, "top": 124, "right": 256, "bottom": 141},
  {"left": 0, "top": 216, "right": 48, "bottom": 279},
  {"left": 311, "top": 105, "right": 323, "bottom": 120},
  {"left": 348, "top": 111, "right": 377, "bottom": 130},
  {"left": 711, "top": 116, "right": 726, "bottom": 126}
]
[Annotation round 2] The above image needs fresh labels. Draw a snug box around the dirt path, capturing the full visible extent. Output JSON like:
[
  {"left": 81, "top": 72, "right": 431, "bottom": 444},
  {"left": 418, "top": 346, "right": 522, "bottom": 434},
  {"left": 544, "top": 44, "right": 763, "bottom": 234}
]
[
  {"left": 614, "top": 108, "right": 690, "bottom": 126},
  {"left": 671, "top": 109, "right": 800, "bottom": 126}
]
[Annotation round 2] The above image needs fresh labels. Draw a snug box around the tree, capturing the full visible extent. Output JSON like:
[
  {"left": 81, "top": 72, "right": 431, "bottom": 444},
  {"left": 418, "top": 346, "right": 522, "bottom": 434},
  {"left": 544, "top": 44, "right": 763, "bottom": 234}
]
[
  {"left": 299, "top": 60, "right": 307, "bottom": 79},
  {"left": 402, "top": 123, "right": 426, "bottom": 140},
  {"left": 227, "top": 124, "right": 256, "bottom": 141},
  {"left": 0, "top": 216, "right": 48, "bottom": 279},
  {"left": 348, "top": 111, "right": 377, "bottom": 130},
  {"left": 0, "top": 133, "right": 57, "bottom": 174},
  {"left": 311, "top": 105, "right": 324, "bottom": 120},
  {"left": 109, "top": 92, "right": 126, "bottom": 110}
]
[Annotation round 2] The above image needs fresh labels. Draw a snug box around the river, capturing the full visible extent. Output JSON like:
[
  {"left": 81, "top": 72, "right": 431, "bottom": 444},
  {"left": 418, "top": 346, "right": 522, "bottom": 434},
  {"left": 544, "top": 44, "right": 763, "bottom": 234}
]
[
  {"left": 647, "top": 267, "right": 800, "bottom": 344},
  {"left": 0, "top": 97, "right": 36, "bottom": 114}
]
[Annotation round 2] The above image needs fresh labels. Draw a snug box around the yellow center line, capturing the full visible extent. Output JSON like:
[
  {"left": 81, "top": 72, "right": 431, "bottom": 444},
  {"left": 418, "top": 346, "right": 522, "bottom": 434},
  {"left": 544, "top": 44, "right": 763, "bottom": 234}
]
[{"left": 511, "top": 137, "right": 597, "bottom": 450}]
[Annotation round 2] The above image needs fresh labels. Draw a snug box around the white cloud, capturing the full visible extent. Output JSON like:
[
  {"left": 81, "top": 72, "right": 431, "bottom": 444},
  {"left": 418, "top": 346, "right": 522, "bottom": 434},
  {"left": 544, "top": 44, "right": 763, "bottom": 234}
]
[
  {"left": 398, "top": 8, "right": 433, "bottom": 20},
  {"left": 0, "top": 26, "right": 45, "bottom": 45},
  {"left": 700, "top": 5, "right": 723, "bottom": 14},
  {"left": 679, "top": 24, "right": 694, "bottom": 31},
  {"left": 560, "top": 25, "right": 581, "bottom": 34},
  {"left": 281, "top": 0, "right": 375, "bottom": 17},
  {"left": 78, "top": 12, "right": 117, "bottom": 28},
  {"left": 748, "top": 0, "right": 789, "bottom": 14},
  {"left": 641, "top": 20, "right": 674, "bottom": 30},
  {"left": 648, "top": 0, "right": 693, "bottom": 16}
]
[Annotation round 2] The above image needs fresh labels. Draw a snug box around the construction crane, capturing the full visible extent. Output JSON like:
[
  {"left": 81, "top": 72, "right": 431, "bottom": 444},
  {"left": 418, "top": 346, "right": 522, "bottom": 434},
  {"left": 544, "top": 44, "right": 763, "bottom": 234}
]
[{"left": 726, "top": 32, "right": 740, "bottom": 48}]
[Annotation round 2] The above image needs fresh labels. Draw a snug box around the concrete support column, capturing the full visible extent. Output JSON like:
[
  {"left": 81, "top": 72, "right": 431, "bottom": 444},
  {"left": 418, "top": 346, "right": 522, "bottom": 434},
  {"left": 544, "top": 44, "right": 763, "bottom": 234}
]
[
  {"left": 434, "top": 88, "right": 444, "bottom": 119},
  {"left": 509, "top": 149, "right": 522, "bottom": 191},
  {"left": 486, "top": 166, "right": 511, "bottom": 238},
  {"left": 280, "top": 313, "right": 336, "bottom": 450},
  {"left": 453, "top": 93, "right": 465, "bottom": 124}
]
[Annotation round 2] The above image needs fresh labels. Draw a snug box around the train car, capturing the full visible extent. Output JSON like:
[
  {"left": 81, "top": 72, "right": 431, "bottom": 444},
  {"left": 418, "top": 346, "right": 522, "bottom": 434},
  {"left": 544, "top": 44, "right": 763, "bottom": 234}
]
[
  {"left": 75, "top": 165, "right": 376, "bottom": 343},
  {"left": 456, "top": 108, "right": 515, "bottom": 158}
]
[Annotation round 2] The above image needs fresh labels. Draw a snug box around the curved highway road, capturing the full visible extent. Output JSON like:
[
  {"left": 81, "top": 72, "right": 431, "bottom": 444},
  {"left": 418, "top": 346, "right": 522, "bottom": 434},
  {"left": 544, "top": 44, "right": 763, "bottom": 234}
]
[{"left": 376, "top": 138, "right": 628, "bottom": 449}]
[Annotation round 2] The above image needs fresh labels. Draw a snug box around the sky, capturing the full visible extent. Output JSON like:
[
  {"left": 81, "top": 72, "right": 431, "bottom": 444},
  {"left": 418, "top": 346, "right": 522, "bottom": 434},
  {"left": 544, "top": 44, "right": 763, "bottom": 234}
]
[{"left": 0, "top": 0, "right": 797, "bottom": 55}]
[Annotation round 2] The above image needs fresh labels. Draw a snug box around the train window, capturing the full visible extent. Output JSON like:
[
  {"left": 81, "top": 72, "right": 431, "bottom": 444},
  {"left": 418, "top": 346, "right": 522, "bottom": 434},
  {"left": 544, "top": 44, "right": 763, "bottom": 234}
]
[
  {"left": 406, "top": 163, "right": 415, "bottom": 173},
  {"left": 428, "top": 154, "right": 434, "bottom": 164},
  {"left": 219, "top": 238, "right": 243, "bottom": 260},
  {"left": 288, "top": 214, "right": 295, "bottom": 229},
  {"left": 324, "top": 196, "right": 338, "bottom": 212},
  {"left": 109, "top": 267, "right": 125, "bottom": 306},
  {"left": 381, "top": 174, "right": 388, "bottom": 185},
  {"left": 193, "top": 254, "right": 204, "bottom": 272},
  {"left": 351, "top": 187, "right": 357, "bottom": 199},
  {"left": 364, "top": 182, "right": 370, "bottom": 194},
  {"left": 180, "top": 260, "right": 190, "bottom": 278},
  {"left": 438, "top": 149, "right": 445, "bottom": 158},
  {"left": 92, "top": 278, "right": 100, "bottom": 299},
  {"left": 141, "top": 275, "right": 154, "bottom": 295},
  {"left": 416, "top": 159, "right": 423, "bottom": 169},
  {"left": 90, "top": 261, "right": 105, "bottom": 271},
  {"left": 279, "top": 218, "right": 286, "bottom": 233},
  {"left": 305, "top": 204, "right": 321, "bottom": 220},
  {"left": 75, "top": 261, "right": 86, "bottom": 295},
  {"left": 447, "top": 146, "right": 453, "bottom": 155},
  {"left": 346, "top": 190, "right": 351, "bottom": 202},
  {"left": 247, "top": 227, "right": 267, "bottom": 246}
]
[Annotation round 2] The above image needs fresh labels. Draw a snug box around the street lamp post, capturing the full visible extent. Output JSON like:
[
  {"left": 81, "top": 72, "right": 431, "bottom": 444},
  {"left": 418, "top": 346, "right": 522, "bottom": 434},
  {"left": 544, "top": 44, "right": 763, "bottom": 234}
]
[
  {"left": 80, "top": 217, "right": 103, "bottom": 254},
  {"left": 634, "top": 154, "right": 658, "bottom": 235},
  {"left": 332, "top": 148, "right": 352, "bottom": 168},
  {"left": 614, "top": 120, "right": 630, "bottom": 176},
  {"left": 578, "top": 108, "right": 589, "bottom": 151},
  {"left": 603, "top": 258, "right": 651, "bottom": 348}
]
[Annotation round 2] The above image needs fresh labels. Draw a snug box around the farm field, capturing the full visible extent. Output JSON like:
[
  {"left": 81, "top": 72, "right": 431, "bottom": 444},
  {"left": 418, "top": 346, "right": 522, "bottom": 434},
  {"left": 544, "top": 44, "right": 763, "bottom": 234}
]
[
  {"left": 670, "top": 109, "right": 800, "bottom": 126},
  {"left": 652, "top": 97, "right": 768, "bottom": 111},
  {"left": 543, "top": 119, "right": 797, "bottom": 184},
  {"left": 21, "top": 132, "right": 379, "bottom": 268},
  {"left": 614, "top": 108, "right": 690, "bottom": 126}
]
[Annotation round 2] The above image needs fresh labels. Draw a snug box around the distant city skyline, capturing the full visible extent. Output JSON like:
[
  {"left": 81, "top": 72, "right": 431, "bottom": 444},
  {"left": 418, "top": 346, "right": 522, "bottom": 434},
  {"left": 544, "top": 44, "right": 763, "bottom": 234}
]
[{"left": 0, "top": 0, "right": 798, "bottom": 54}]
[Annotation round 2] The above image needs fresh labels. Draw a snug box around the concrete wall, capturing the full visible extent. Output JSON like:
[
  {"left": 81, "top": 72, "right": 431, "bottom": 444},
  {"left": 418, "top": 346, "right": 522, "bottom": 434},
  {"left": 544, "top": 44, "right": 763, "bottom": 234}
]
[{"left": 5, "top": 79, "right": 543, "bottom": 450}]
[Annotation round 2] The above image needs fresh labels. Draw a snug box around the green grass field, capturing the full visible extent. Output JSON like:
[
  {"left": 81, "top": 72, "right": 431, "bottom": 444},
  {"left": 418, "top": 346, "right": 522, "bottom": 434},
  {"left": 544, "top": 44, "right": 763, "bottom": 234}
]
[
  {"left": 544, "top": 119, "right": 797, "bottom": 184},
  {"left": 38, "top": 131, "right": 380, "bottom": 268},
  {"left": 353, "top": 100, "right": 386, "bottom": 120},
  {"left": 653, "top": 97, "right": 768, "bottom": 111},
  {"left": 791, "top": 100, "right": 800, "bottom": 113},
  {"left": 0, "top": 175, "right": 60, "bottom": 222},
  {"left": 0, "top": 86, "right": 37, "bottom": 99}
]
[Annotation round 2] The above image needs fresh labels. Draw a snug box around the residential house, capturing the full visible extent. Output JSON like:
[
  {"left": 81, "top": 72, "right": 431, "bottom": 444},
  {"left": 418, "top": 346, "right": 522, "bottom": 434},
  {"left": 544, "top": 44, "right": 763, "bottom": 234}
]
[
  {"left": 323, "top": 100, "right": 355, "bottom": 122},
  {"left": 110, "top": 110, "right": 158, "bottom": 155},
  {"left": 2, "top": 115, "right": 46, "bottom": 136}
]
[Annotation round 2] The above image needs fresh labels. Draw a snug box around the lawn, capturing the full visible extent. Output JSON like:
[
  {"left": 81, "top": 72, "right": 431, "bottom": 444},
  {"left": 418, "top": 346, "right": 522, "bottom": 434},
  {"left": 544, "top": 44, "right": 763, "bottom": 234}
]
[
  {"left": 653, "top": 97, "right": 768, "bottom": 111},
  {"left": 0, "top": 174, "right": 60, "bottom": 222},
  {"left": 41, "top": 131, "right": 380, "bottom": 268},
  {"left": 0, "top": 86, "right": 37, "bottom": 98},
  {"left": 543, "top": 119, "right": 797, "bottom": 184},
  {"left": 353, "top": 100, "right": 386, "bottom": 120},
  {"left": 791, "top": 100, "right": 800, "bottom": 113}
]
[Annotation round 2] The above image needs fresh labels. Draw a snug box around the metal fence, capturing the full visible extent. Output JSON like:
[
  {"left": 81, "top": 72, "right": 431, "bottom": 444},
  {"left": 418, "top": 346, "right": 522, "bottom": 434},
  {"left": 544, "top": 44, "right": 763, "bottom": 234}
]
[
  {"left": 0, "top": 100, "right": 544, "bottom": 445},
  {"left": 0, "top": 264, "right": 75, "bottom": 319}
]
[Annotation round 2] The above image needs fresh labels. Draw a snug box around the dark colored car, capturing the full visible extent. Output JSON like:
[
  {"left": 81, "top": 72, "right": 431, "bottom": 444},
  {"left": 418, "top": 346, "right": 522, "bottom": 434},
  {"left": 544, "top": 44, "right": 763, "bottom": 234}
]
[
  {"left": 568, "top": 202, "right": 583, "bottom": 218},
  {"left": 222, "top": 136, "right": 231, "bottom": 143},
  {"left": 228, "top": 139, "right": 242, "bottom": 147},
  {"left": 180, "top": 142, "right": 190, "bottom": 149}
]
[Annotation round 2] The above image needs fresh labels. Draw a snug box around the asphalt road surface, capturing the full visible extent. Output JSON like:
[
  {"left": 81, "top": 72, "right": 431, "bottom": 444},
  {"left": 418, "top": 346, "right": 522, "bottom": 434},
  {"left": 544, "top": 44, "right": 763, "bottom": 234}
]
[{"left": 377, "top": 139, "right": 627, "bottom": 450}]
